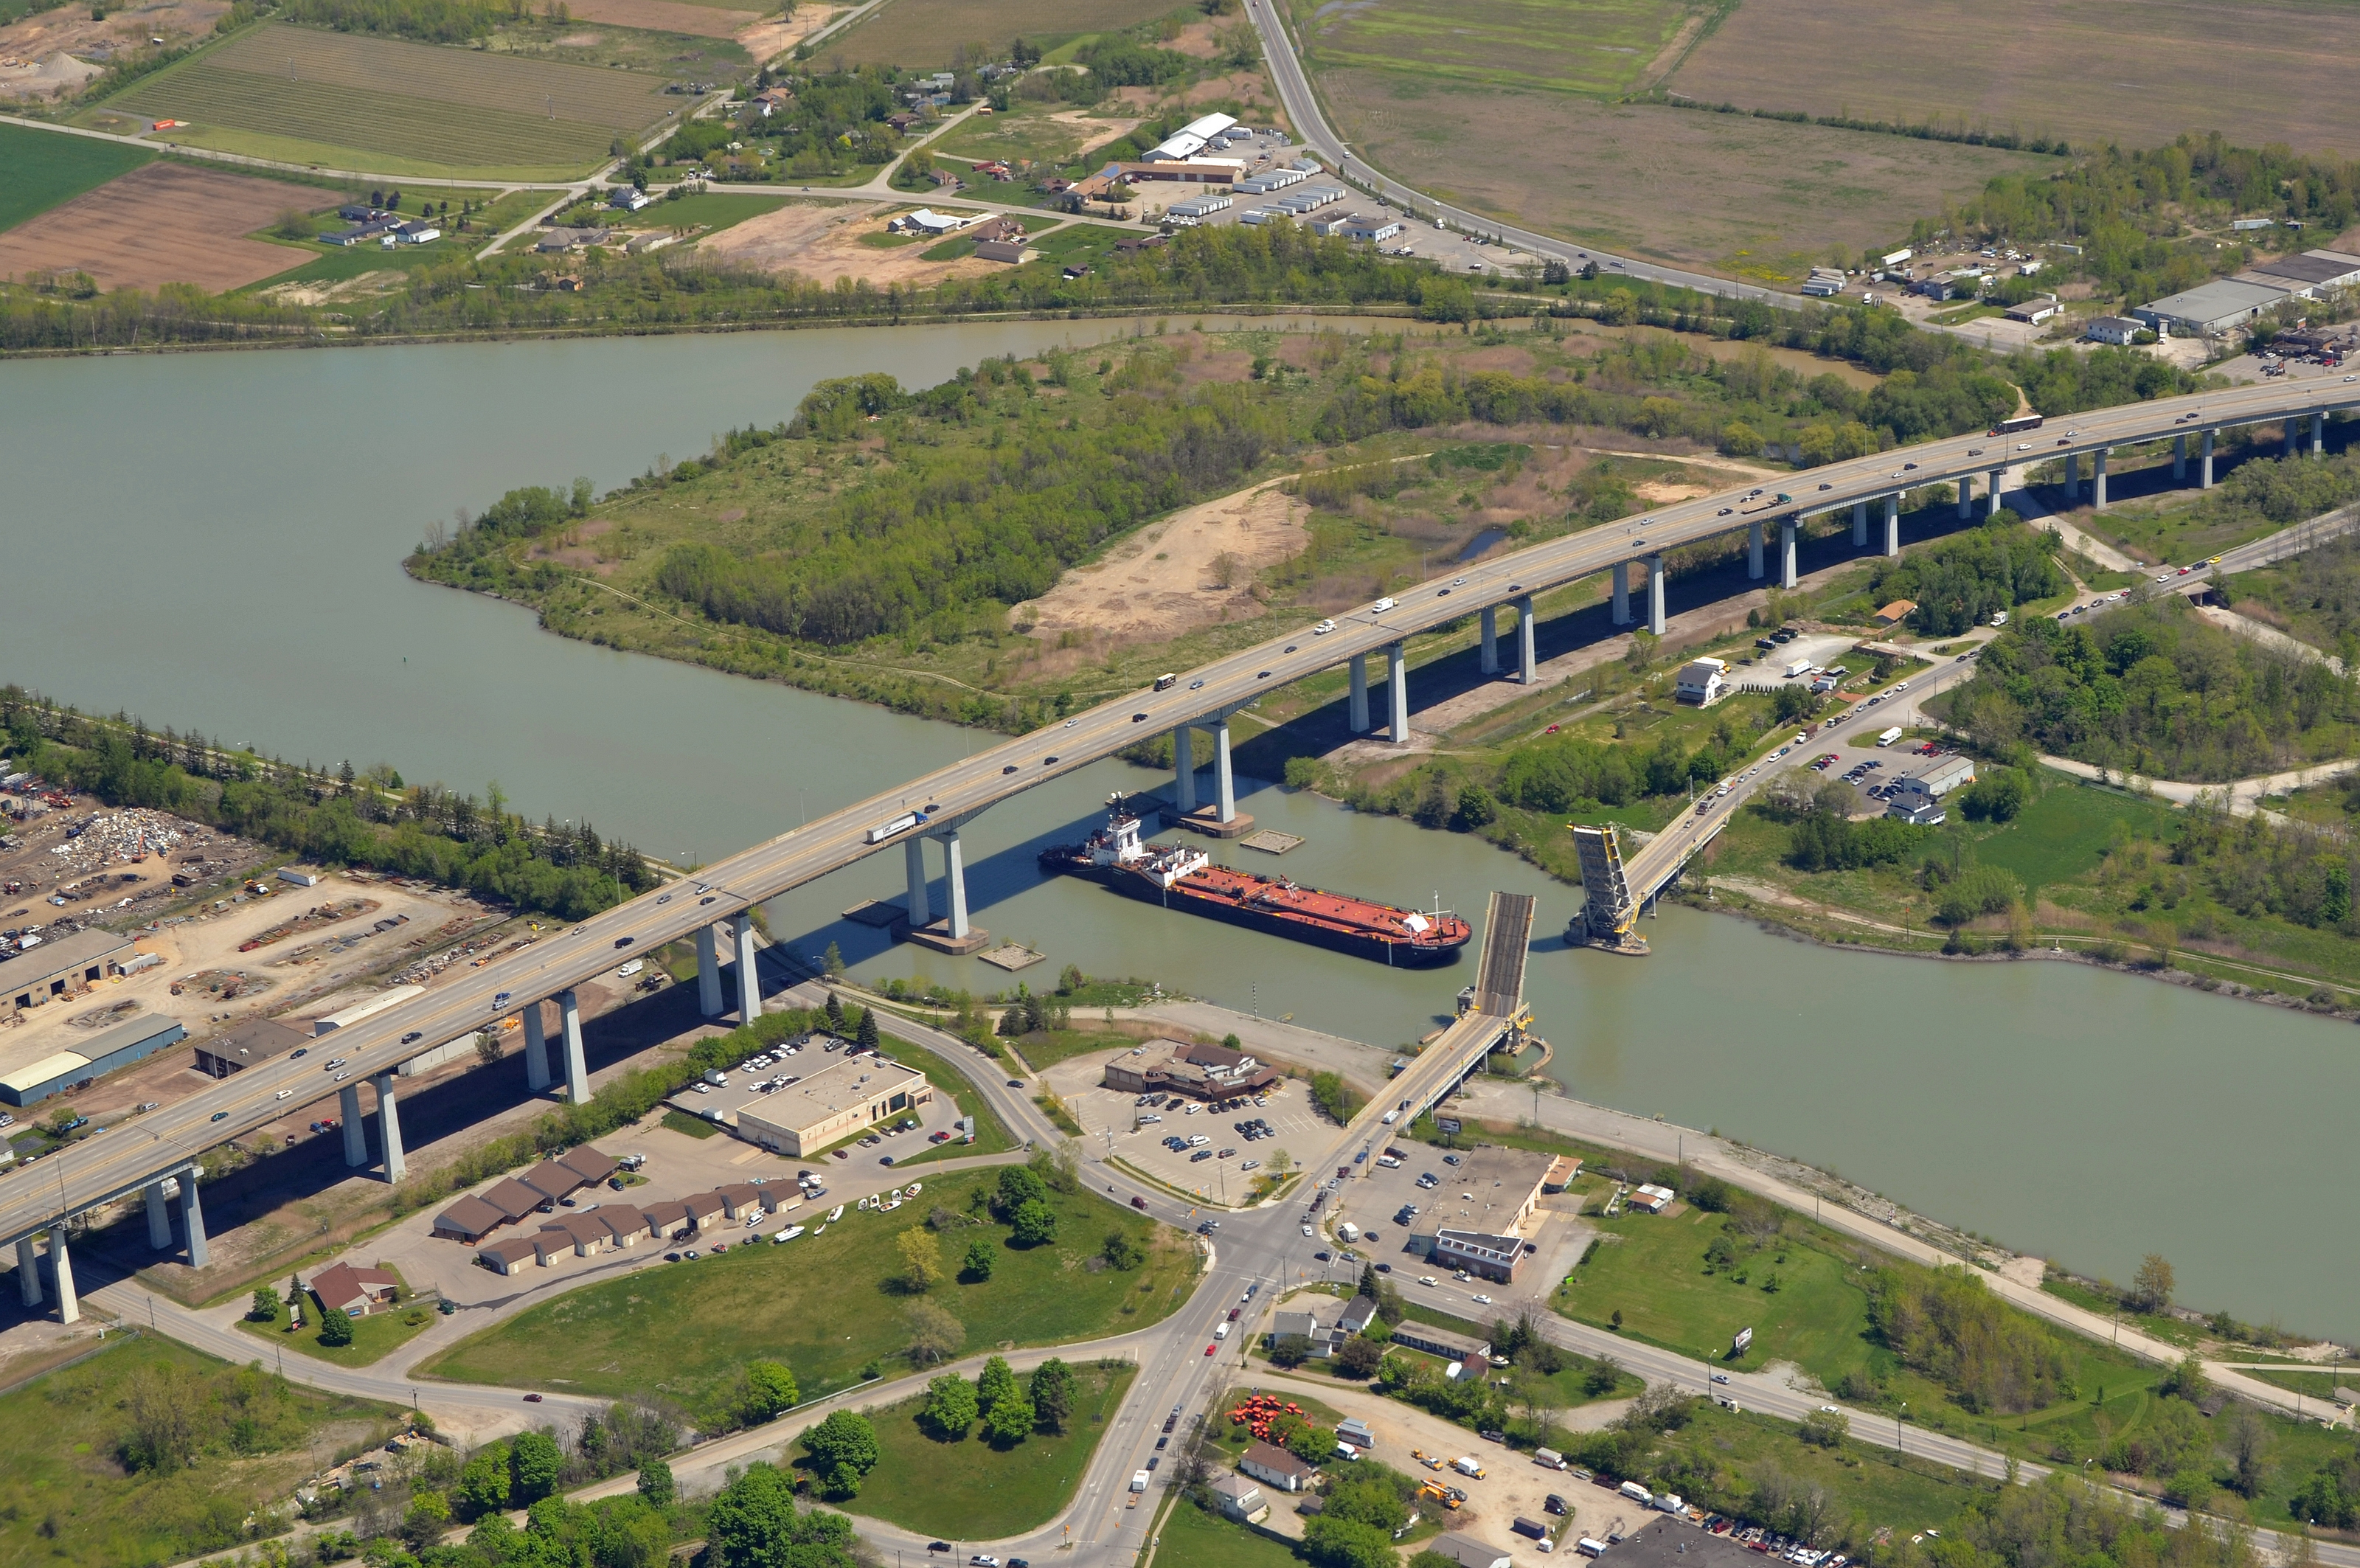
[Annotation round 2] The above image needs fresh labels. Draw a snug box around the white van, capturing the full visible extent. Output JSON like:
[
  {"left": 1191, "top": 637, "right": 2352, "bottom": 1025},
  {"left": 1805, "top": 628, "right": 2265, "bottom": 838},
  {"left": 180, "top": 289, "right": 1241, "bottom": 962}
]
[
  {"left": 1381, "top": 1109, "right": 1401, "bottom": 1125},
  {"left": 1875, "top": 726, "right": 1904, "bottom": 747},
  {"left": 1619, "top": 1480, "right": 1653, "bottom": 1505},
  {"left": 1214, "top": 1322, "right": 1231, "bottom": 1340},
  {"left": 1578, "top": 1540, "right": 1610, "bottom": 1558},
  {"left": 1371, "top": 597, "right": 1397, "bottom": 614}
]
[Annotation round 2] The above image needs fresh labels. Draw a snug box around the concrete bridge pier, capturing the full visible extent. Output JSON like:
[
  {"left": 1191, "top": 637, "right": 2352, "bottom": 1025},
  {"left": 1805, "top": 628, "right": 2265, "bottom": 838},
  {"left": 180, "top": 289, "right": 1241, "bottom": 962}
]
[
  {"left": 1957, "top": 473, "right": 1974, "bottom": 519},
  {"left": 908, "top": 819, "right": 989, "bottom": 948},
  {"left": 1988, "top": 468, "right": 2004, "bottom": 517},
  {"left": 2173, "top": 433, "right": 2187, "bottom": 482},
  {"left": 2064, "top": 451, "right": 2079, "bottom": 502},
  {"left": 940, "top": 830, "right": 974, "bottom": 940},
  {"left": 1514, "top": 594, "right": 1536, "bottom": 684},
  {"left": 1853, "top": 499, "right": 1867, "bottom": 547},
  {"left": 2093, "top": 448, "right": 2109, "bottom": 510},
  {"left": 181, "top": 1165, "right": 209, "bottom": 1269},
  {"left": 695, "top": 925, "right": 723, "bottom": 1018},
  {"left": 522, "top": 1000, "right": 552, "bottom": 1092},
  {"left": 1747, "top": 518, "right": 1764, "bottom": 580},
  {"left": 1611, "top": 561, "right": 1631, "bottom": 625},
  {"left": 1173, "top": 724, "right": 1196, "bottom": 813},
  {"left": 1478, "top": 606, "right": 1499, "bottom": 674},
  {"left": 2314, "top": 411, "right": 2328, "bottom": 456},
  {"left": 730, "top": 915, "right": 760, "bottom": 1025},
  {"left": 1347, "top": 653, "right": 1370, "bottom": 735},
  {"left": 1646, "top": 554, "right": 1666, "bottom": 636},
  {"left": 15, "top": 1235, "right": 38, "bottom": 1307},
  {"left": 49, "top": 1226, "right": 77, "bottom": 1325},
  {"left": 2201, "top": 428, "right": 2215, "bottom": 489},
  {"left": 903, "top": 839, "right": 932, "bottom": 930},
  {"left": 1884, "top": 493, "right": 1900, "bottom": 557},
  {"left": 340, "top": 1084, "right": 366, "bottom": 1167},
  {"left": 1387, "top": 642, "right": 1410, "bottom": 743},
  {"left": 1779, "top": 518, "right": 1798, "bottom": 590},
  {"left": 146, "top": 1177, "right": 172, "bottom": 1249},
  {"left": 560, "top": 988, "right": 591, "bottom": 1099},
  {"left": 375, "top": 1074, "right": 406, "bottom": 1184}
]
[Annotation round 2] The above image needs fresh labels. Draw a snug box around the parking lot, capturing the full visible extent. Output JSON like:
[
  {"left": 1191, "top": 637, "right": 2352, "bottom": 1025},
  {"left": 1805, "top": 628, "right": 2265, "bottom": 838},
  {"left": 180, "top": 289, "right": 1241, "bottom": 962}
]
[
  {"left": 1800, "top": 732, "right": 1971, "bottom": 818},
  {"left": 1322, "top": 1141, "right": 1594, "bottom": 1319},
  {"left": 1048, "top": 1055, "right": 1321, "bottom": 1205}
]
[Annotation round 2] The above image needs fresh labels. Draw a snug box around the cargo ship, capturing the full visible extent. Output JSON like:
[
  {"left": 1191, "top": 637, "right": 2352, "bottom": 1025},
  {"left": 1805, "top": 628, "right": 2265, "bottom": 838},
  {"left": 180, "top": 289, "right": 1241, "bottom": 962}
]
[{"left": 1039, "top": 798, "right": 1471, "bottom": 967}]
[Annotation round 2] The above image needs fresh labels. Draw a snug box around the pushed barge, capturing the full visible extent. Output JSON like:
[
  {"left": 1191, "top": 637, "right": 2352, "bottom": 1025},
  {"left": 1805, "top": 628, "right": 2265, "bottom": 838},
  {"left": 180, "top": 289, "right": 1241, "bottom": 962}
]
[{"left": 1040, "top": 797, "right": 1471, "bottom": 967}]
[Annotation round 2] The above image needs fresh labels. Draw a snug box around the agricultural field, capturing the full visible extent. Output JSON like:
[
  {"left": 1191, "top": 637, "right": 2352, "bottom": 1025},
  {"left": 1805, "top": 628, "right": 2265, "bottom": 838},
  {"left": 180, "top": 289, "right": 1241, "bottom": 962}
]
[
  {"left": 1668, "top": 0, "right": 2360, "bottom": 158},
  {"left": 1294, "top": 0, "right": 1710, "bottom": 97},
  {"left": 0, "top": 161, "right": 322, "bottom": 291},
  {"left": 934, "top": 102, "right": 1144, "bottom": 169},
  {"left": 828, "top": 0, "right": 1184, "bottom": 69},
  {"left": 558, "top": 0, "right": 763, "bottom": 42},
  {"left": 1320, "top": 71, "right": 2053, "bottom": 275},
  {"left": 0, "top": 123, "right": 152, "bottom": 234},
  {"left": 108, "top": 23, "right": 683, "bottom": 178}
]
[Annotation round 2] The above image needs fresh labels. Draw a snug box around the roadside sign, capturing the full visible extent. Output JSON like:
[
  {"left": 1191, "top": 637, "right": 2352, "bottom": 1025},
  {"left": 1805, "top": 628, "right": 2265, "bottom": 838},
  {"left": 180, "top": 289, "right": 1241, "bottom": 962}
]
[
  {"left": 1732, "top": 1326, "right": 1753, "bottom": 1355},
  {"left": 1437, "top": 1117, "right": 1462, "bottom": 1134}
]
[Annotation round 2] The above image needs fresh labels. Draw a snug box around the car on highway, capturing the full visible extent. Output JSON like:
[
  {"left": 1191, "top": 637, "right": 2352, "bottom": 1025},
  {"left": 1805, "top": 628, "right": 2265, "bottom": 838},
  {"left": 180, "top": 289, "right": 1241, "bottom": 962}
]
[
  {"left": 1313, "top": 619, "right": 1336, "bottom": 634},
  {"left": 323, "top": 1058, "right": 347, "bottom": 1071},
  {"left": 1205, "top": 1344, "right": 1218, "bottom": 1356},
  {"left": 1003, "top": 764, "right": 1018, "bottom": 774},
  {"left": 211, "top": 1110, "right": 229, "bottom": 1122},
  {"left": 1257, "top": 670, "right": 1271, "bottom": 679},
  {"left": 524, "top": 1393, "right": 544, "bottom": 1403},
  {"left": 1711, "top": 1373, "right": 1730, "bottom": 1384},
  {"left": 1132, "top": 712, "right": 1149, "bottom": 723},
  {"left": 1820, "top": 1404, "right": 1840, "bottom": 1414},
  {"left": 1065, "top": 718, "right": 1077, "bottom": 727},
  {"left": 1044, "top": 754, "right": 1058, "bottom": 764},
  {"left": 1471, "top": 1292, "right": 1492, "bottom": 1305},
  {"left": 1190, "top": 679, "right": 1204, "bottom": 689},
  {"left": 1006, "top": 1078, "right": 1024, "bottom": 1088},
  {"left": 1419, "top": 1275, "right": 1437, "bottom": 1286},
  {"left": 1302, "top": 1224, "right": 1313, "bottom": 1235},
  {"left": 275, "top": 1089, "right": 293, "bottom": 1100}
]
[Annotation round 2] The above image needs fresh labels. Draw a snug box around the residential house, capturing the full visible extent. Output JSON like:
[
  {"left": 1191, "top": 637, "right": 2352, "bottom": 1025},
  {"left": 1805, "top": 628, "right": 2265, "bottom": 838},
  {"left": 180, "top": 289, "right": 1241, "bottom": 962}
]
[
  {"left": 2083, "top": 316, "right": 2145, "bottom": 346},
  {"left": 1873, "top": 599, "right": 1919, "bottom": 628},
  {"left": 309, "top": 1262, "right": 400, "bottom": 1318},
  {"left": 1240, "top": 1441, "right": 1318, "bottom": 1493},
  {"left": 1673, "top": 657, "right": 1728, "bottom": 707},
  {"left": 1210, "top": 1473, "right": 1268, "bottom": 1523}
]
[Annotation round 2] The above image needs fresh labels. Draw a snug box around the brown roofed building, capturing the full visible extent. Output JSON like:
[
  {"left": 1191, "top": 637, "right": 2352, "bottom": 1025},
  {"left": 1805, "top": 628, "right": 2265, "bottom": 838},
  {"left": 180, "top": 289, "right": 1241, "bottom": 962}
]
[
  {"left": 589, "top": 1204, "right": 650, "bottom": 1246},
  {"left": 681, "top": 1192, "right": 728, "bottom": 1231},
  {"left": 642, "top": 1198, "right": 693, "bottom": 1238},
  {"left": 556, "top": 1146, "right": 620, "bottom": 1186},
  {"left": 518, "top": 1160, "right": 583, "bottom": 1204},
  {"left": 1240, "top": 1440, "right": 1318, "bottom": 1492},
  {"left": 310, "top": 1262, "right": 400, "bottom": 1317},
  {"left": 715, "top": 1182, "right": 765, "bottom": 1220},
  {"left": 1103, "top": 1038, "right": 1280, "bottom": 1100},
  {"left": 479, "top": 1235, "right": 544, "bottom": 1274},
  {"left": 482, "top": 1177, "right": 549, "bottom": 1221},
  {"left": 433, "top": 1194, "right": 510, "bottom": 1242},
  {"left": 539, "top": 1213, "right": 610, "bottom": 1257}
]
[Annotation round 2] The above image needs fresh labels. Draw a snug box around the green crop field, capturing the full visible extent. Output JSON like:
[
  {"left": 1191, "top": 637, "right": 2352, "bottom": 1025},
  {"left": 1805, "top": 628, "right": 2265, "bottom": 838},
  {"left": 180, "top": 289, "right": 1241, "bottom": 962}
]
[
  {"left": 1298, "top": 0, "right": 1707, "bottom": 97},
  {"left": 829, "top": 0, "right": 1184, "bottom": 69},
  {"left": 419, "top": 1169, "right": 1196, "bottom": 1420},
  {"left": 0, "top": 125, "right": 153, "bottom": 235},
  {"left": 111, "top": 23, "right": 679, "bottom": 178},
  {"left": 840, "top": 1362, "right": 1136, "bottom": 1538}
]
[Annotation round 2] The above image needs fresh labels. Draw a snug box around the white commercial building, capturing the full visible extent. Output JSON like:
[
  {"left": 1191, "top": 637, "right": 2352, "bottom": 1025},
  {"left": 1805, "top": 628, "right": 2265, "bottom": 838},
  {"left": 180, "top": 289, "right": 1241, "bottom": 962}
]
[{"left": 1674, "top": 656, "right": 1729, "bottom": 707}]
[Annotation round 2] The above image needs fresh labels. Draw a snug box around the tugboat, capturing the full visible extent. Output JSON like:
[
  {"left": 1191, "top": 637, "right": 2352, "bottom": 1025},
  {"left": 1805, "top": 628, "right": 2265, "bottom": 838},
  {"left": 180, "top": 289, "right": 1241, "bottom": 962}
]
[{"left": 1039, "top": 797, "right": 1471, "bottom": 967}]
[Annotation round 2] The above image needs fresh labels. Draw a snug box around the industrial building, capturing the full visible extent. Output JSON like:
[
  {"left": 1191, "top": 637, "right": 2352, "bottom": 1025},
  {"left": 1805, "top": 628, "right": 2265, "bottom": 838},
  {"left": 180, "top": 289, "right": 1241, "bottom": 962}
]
[
  {"left": 2083, "top": 316, "right": 2146, "bottom": 345},
  {"left": 4, "top": 928, "right": 136, "bottom": 1010},
  {"left": 2134, "top": 278, "right": 2291, "bottom": 336},
  {"left": 1387, "top": 1320, "right": 1492, "bottom": 1365},
  {"left": 0, "top": 1013, "right": 187, "bottom": 1106},
  {"left": 1139, "top": 111, "right": 1240, "bottom": 164},
  {"left": 1432, "top": 1227, "right": 1529, "bottom": 1284},
  {"left": 193, "top": 1018, "right": 308, "bottom": 1078},
  {"left": 734, "top": 1055, "right": 931, "bottom": 1156},
  {"left": 2236, "top": 249, "right": 2360, "bottom": 299}
]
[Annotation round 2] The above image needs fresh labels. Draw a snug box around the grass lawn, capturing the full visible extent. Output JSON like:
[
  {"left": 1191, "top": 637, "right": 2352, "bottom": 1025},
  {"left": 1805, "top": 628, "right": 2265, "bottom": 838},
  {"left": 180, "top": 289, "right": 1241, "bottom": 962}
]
[
  {"left": 1552, "top": 1209, "right": 1887, "bottom": 1384},
  {"left": 870, "top": 1035, "right": 1016, "bottom": 1168},
  {"left": 234, "top": 1285, "right": 440, "bottom": 1367},
  {"left": 1672, "top": 1401, "right": 1989, "bottom": 1534},
  {"left": 1158, "top": 1496, "right": 1302, "bottom": 1568},
  {"left": 616, "top": 191, "right": 786, "bottom": 236},
  {"left": 825, "top": 1361, "right": 1136, "bottom": 1538},
  {"left": 0, "top": 1333, "right": 403, "bottom": 1568},
  {"left": 920, "top": 235, "right": 976, "bottom": 261},
  {"left": 1297, "top": 0, "right": 1696, "bottom": 97},
  {"left": 1007, "top": 1027, "right": 1133, "bottom": 1073},
  {"left": 1024, "top": 222, "right": 1130, "bottom": 268},
  {"left": 419, "top": 1169, "right": 1195, "bottom": 1418},
  {"left": 662, "top": 1108, "right": 722, "bottom": 1139},
  {"left": 0, "top": 124, "right": 153, "bottom": 234},
  {"left": 1968, "top": 773, "right": 2179, "bottom": 887}
]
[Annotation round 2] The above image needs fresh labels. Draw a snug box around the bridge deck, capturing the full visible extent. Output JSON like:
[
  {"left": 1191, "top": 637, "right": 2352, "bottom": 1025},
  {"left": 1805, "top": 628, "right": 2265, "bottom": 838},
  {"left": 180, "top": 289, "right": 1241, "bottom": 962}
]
[{"left": 1471, "top": 891, "right": 1535, "bottom": 1018}]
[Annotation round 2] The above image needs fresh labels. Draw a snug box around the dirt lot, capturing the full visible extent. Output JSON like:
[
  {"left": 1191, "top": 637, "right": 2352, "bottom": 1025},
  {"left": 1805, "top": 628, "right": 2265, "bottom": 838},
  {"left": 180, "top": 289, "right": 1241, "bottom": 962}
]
[
  {"left": 0, "top": 161, "right": 316, "bottom": 291},
  {"left": 1670, "top": 0, "right": 2360, "bottom": 159},
  {"left": 695, "top": 198, "right": 1013, "bottom": 286},
  {"left": 0, "top": 0, "right": 228, "bottom": 98},
  {"left": 1017, "top": 476, "right": 1311, "bottom": 644},
  {"left": 1322, "top": 71, "right": 2049, "bottom": 277}
]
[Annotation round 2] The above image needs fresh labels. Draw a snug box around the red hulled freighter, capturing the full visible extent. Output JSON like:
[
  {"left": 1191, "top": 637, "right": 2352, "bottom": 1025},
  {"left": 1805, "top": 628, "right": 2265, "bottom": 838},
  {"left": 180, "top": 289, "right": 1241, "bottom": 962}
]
[{"left": 1039, "top": 797, "right": 1471, "bottom": 967}]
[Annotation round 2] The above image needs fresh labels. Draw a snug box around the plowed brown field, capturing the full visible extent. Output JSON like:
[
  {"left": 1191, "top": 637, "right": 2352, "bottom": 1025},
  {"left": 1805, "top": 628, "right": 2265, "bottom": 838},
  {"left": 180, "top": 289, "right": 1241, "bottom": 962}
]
[{"left": 0, "top": 160, "right": 318, "bottom": 291}]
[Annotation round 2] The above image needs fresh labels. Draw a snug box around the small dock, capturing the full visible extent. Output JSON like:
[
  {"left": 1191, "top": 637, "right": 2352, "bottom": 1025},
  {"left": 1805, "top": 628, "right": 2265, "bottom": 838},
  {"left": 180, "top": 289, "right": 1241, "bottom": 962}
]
[
  {"left": 977, "top": 943, "right": 1047, "bottom": 972},
  {"left": 1240, "top": 829, "right": 1303, "bottom": 856}
]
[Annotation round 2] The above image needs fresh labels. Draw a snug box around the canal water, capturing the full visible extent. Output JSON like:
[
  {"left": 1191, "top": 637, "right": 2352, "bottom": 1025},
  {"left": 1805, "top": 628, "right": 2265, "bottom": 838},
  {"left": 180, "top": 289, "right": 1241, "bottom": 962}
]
[{"left": 1, "top": 329, "right": 2351, "bottom": 1341}]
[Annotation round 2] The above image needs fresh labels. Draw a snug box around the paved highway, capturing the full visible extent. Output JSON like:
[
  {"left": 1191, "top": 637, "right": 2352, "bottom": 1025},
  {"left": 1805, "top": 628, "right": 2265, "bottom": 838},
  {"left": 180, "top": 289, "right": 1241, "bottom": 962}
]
[{"left": 10, "top": 377, "right": 2357, "bottom": 1254}]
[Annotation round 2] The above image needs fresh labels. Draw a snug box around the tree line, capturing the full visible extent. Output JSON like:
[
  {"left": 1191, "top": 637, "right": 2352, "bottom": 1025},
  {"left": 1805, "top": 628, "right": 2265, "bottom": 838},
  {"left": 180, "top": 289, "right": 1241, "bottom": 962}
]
[{"left": 0, "top": 688, "right": 656, "bottom": 920}]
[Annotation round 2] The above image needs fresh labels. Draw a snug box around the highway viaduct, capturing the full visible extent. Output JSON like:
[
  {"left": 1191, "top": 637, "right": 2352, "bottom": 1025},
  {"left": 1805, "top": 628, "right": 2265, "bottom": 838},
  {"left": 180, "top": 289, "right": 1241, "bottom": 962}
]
[{"left": 6, "top": 377, "right": 2356, "bottom": 1319}]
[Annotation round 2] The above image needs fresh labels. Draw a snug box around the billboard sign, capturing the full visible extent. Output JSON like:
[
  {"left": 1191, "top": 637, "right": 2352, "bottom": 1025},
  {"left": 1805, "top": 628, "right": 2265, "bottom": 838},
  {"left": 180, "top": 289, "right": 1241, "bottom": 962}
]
[
  {"left": 1732, "top": 1326, "right": 1753, "bottom": 1356},
  {"left": 1437, "top": 1117, "right": 1462, "bottom": 1134}
]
